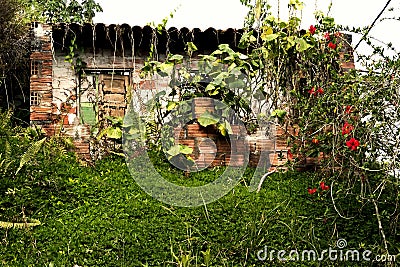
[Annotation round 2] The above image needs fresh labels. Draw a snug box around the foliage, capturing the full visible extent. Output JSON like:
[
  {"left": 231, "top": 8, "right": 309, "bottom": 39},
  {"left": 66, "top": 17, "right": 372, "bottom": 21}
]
[
  {"left": 0, "top": 153, "right": 398, "bottom": 265},
  {"left": 0, "top": 0, "right": 30, "bottom": 118},
  {"left": 21, "top": 0, "right": 103, "bottom": 24},
  {"left": 137, "top": 0, "right": 400, "bottom": 255},
  {"left": 0, "top": 111, "right": 76, "bottom": 222}
]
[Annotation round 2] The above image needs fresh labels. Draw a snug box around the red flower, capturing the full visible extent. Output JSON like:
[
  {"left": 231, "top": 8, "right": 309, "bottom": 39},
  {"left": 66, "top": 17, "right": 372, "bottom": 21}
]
[
  {"left": 345, "top": 105, "right": 353, "bottom": 114},
  {"left": 287, "top": 149, "right": 293, "bottom": 161},
  {"left": 342, "top": 122, "right": 354, "bottom": 135},
  {"left": 346, "top": 138, "right": 360, "bottom": 151},
  {"left": 328, "top": 42, "right": 337, "bottom": 50},
  {"left": 320, "top": 182, "right": 330, "bottom": 191},
  {"left": 312, "top": 138, "right": 319, "bottom": 144},
  {"left": 308, "top": 87, "right": 324, "bottom": 96},
  {"left": 324, "top": 32, "right": 331, "bottom": 40},
  {"left": 309, "top": 25, "right": 316, "bottom": 35},
  {"left": 308, "top": 188, "right": 317, "bottom": 195}
]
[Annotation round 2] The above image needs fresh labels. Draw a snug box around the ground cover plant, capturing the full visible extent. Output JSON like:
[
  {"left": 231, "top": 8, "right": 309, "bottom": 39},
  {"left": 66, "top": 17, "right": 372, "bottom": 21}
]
[
  {"left": 0, "top": 110, "right": 398, "bottom": 266},
  {"left": 0, "top": 154, "right": 398, "bottom": 266}
]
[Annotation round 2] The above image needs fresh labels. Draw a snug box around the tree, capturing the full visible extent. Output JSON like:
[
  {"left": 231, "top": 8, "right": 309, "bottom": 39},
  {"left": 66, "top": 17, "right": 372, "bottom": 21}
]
[
  {"left": 0, "top": 0, "right": 30, "bottom": 118},
  {"left": 21, "top": 0, "right": 103, "bottom": 24}
]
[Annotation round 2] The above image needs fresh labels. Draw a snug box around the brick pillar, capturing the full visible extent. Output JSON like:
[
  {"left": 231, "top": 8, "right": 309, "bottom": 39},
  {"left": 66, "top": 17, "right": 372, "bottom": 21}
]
[{"left": 29, "top": 23, "right": 53, "bottom": 134}]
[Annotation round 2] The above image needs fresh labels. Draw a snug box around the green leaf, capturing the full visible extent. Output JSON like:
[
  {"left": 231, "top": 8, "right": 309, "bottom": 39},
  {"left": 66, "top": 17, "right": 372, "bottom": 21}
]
[
  {"left": 218, "top": 120, "right": 233, "bottom": 136},
  {"left": 158, "top": 62, "right": 174, "bottom": 76},
  {"left": 228, "top": 79, "right": 246, "bottom": 89},
  {"left": 262, "top": 33, "right": 279, "bottom": 42},
  {"left": 295, "top": 37, "right": 312, "bottom": 52},
  {"left": 285, "top": 36, "right": 296, "bottom": 50},
  {"left": 16, "top": 137, "right": 46, "bottom": 175},
  {"left": 186, "top": 42, "right": 198, "bottom": 53},
  {"left": 105, "top": 127, "right": 123, "bottom": 139},
  {"left": 167, "top": 101, "right": 178, "bottom": 111},
  {"left": 166, "top": 144, "right": 193, "bottom": 158},
  {"left": 166, "top": 145, "right": 181, "bottom": 157},
  {"left": 168, "top": 54, "right": 183, "bottom": 62},
  {"left": 154, "top": 91, "right": 166, "bottom": 100},
  {"left": 218, "top": 44, "right": 235, "bottom": 55},
  {"left": 205, "top": 83, "right": 215, "bottom": 92},
  {"left": 271, "top": 109, "right": 287, "bottom": 120},
  {"left": 106, "top": 116, "right": 123, "bottom": 126},
  {"left": 289, "top": 0, "right": 304, "bottom": 10},
  {"left": 179, "top": 144, "right": 193, "bottom": 155},
  {"left": 238, "top": 30, "right": 255, "bottom": 49},
  {"left": 198, "top": 111, "right": 220, "bottom": 127}
]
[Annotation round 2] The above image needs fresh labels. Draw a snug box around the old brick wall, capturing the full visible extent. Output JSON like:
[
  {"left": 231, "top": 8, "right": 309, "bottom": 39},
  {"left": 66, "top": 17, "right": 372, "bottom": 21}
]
[{"left": 30, "top": 23, "right": 354, "bottom": 166}]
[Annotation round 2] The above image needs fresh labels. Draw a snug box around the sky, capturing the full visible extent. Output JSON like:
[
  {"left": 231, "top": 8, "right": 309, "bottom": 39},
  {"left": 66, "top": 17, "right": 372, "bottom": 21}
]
[{"left": 93, "top": 0, "right": 400, "bottom": 58}]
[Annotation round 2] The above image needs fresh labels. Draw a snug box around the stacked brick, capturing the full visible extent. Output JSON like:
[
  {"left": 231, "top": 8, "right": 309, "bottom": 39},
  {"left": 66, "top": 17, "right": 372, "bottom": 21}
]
[
  {"left": 30, "top": 23, "right": 90, "bottom": 160},
  {"left": 175, "top": 122, "right": 305, "bottom": 170},
  {"left": 30, "top": 23, "right": 53, "bottom": 125},
  {"left": 176, "top": 123, "right": 249, "bottom": 169},
  {"left": 173, "top": 98, "right": 248, "bottom": 169}
]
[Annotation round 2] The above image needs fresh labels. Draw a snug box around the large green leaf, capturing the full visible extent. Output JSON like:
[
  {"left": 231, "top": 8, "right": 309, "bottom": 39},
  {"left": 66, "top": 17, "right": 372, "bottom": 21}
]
[
  {"left": 198, "top": 111, "right": 220, "bottom": 127},
  {"left": 295, "top": 37, "right": 312, "bottom": 52},
  {"left": 218, "top": 44, "right": 235, "bottom": 56},
  {"left": 168, "top": 54, "right": 183, "bottom": 62},
  {"left": 105, "top": 127, "right": 123, "bottom": 139},
  {"left": 262, "top": 33, "right": 279, "bottom": 42},
  {"left": 179, "top": 145, "right": 193, "bottom": 155},
  {"left": 166, "top": 145, "right": 181, "bottom": 158},
  {"left": 166, "top": 144, "right": 193, "bottom": 159},
  {"left": 158, "top": 62, "right": 174, "bottom": 76}
]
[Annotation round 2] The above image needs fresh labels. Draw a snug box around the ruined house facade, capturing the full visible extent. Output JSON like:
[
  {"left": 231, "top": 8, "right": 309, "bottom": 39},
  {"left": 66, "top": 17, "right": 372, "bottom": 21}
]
[{"left": 29, "top": 22, "right": 354, "bottom": 170}]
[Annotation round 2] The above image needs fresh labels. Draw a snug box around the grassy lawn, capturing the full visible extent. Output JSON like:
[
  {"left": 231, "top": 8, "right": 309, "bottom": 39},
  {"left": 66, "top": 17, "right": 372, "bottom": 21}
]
[{"left": 1, "top": 151, "right": 396, "bottom": 266}]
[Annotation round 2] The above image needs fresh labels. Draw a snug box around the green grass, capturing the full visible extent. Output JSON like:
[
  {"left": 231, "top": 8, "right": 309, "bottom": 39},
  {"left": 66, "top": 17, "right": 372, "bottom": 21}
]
[{"left": 0, "top": 153, "right": 398, "bottom": 266}]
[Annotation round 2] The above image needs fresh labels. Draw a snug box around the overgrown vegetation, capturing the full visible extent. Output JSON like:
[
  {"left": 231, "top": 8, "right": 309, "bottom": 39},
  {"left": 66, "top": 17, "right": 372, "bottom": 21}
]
[
  {"left": 0, "top": 109, "right": 398, "bottom": 265},
  {"left": 1, "top": 0, "right": 400, "bottom": 265},
  {"left": 136, "top": 0, "right": 400, "bottom": 256},
  {"left": 0, "top": 0, "right": 102, "bottom": 121},
  {"left": 0, "top": 156, "right": 397, "bottom": 265}
]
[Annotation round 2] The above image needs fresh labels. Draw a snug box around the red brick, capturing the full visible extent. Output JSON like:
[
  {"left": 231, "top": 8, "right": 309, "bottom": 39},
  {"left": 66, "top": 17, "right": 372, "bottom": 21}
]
[{"left": 139, "top": 80, "right": 156, "bottom": 90}]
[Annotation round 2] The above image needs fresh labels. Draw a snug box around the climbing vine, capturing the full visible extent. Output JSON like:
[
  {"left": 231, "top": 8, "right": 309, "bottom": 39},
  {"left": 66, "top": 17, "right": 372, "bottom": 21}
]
[{"left": 138, "top": 0, "right": 400, "bottom": 254}]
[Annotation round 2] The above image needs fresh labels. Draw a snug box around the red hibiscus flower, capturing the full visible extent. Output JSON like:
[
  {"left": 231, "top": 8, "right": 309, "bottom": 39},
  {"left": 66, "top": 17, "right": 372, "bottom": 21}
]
[
  {"left": 328, "top": 42, "right": 337, "bottom": 50},
  {"left": 308, "top": 87, "right": 324, "bottom": 96},
  {"left": 345, "top": 105, "right": 353, "bottom": 114},
  {"left": 346, "top": 138, "right": 360, "bottom": 151},
  {"left": 287, "top": 149, "right": 293, "bottom": 161},
  {"left": 342, "top": 122, "right": 354, "bottom": 135},
  {"left": 312, "top": 138, "right": 319, "bottom": 144},
  {"left": 308, "top": 188, "right": 317, "bottom": 195},
  {"left": 324, "top": 32, "right": 331, "bottom": 40},
  {"left": 309, "top": 25, "right": 316, "bottom": 35},
  {"left": 320, "top": 181, "right": 330, "bottom": 191}
]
